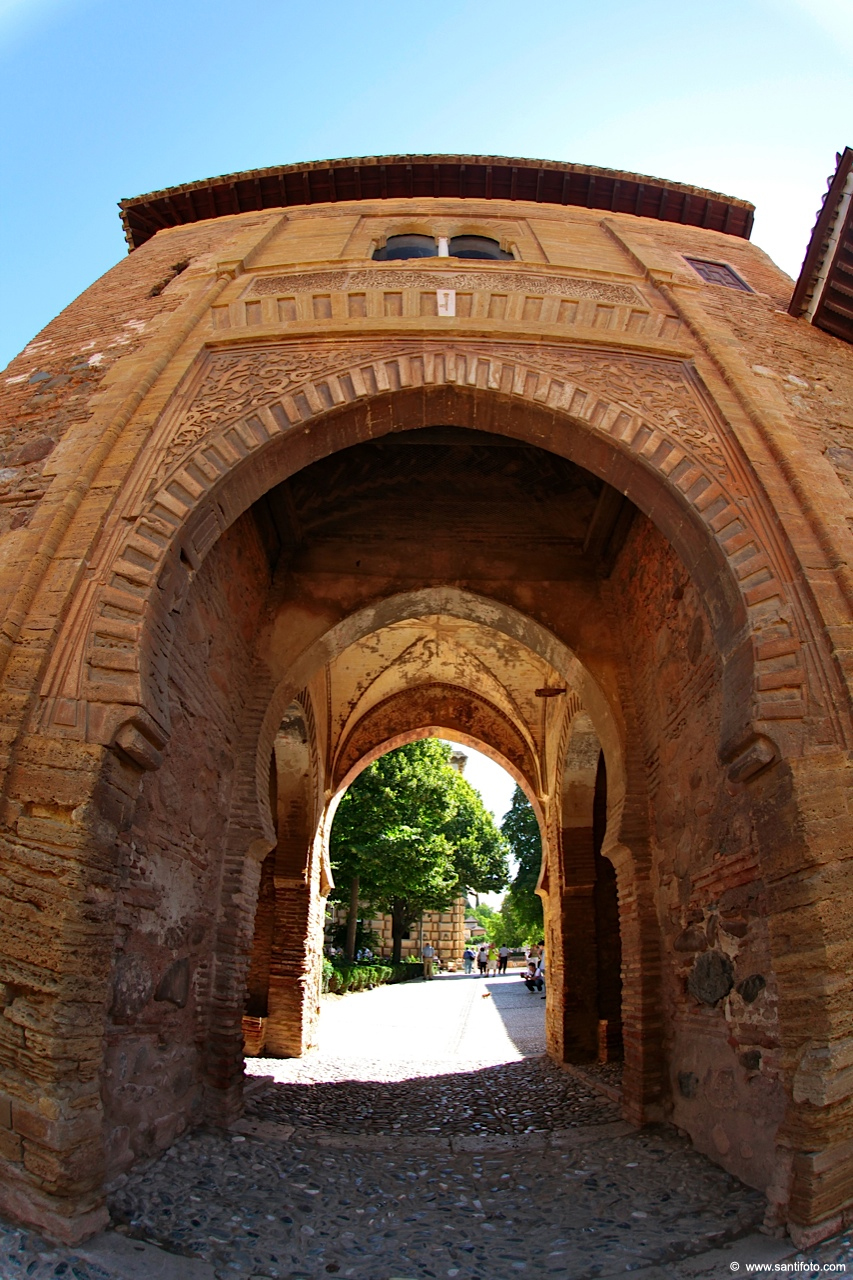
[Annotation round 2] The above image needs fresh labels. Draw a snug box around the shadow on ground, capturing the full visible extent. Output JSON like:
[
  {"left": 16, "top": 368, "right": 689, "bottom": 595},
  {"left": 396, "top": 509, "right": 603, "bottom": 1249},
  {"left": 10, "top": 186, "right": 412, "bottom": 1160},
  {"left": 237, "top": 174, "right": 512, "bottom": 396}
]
[
  {"left": 246, "top": 1053, "right": 619, "bottom": 1134},
  {"left": 102, "top": 1120, "right": 767, "bottom": 1280},
  {"left": 477, "top": 970, "right": 547, "bottom": 1055}
]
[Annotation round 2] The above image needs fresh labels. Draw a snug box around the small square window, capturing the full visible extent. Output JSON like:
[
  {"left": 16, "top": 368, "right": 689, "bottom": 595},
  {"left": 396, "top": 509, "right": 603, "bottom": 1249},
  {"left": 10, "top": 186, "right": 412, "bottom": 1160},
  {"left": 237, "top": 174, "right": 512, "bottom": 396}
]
[{"left": 684, "top": 257, "right": 752, "bottom": 292}]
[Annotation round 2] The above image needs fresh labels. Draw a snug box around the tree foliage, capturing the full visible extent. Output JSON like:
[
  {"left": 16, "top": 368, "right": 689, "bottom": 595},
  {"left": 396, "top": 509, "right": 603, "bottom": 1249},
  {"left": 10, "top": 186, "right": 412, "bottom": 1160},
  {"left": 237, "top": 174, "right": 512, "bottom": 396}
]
[
  {"left": 330, "top": 739, "right": 509, "bottom": 961},
  {"left": 476, "top": 896, "right": 525, "bottom": 947},
  {"left": 501, "top": 785, "right": 544, "bottom": 941}
]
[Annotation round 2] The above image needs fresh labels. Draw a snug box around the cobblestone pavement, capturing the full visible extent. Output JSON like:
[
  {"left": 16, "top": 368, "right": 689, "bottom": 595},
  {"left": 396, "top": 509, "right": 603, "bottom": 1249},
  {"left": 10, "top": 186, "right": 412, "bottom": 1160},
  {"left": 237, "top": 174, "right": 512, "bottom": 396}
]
[{"left": 3, "top": 972, "right": 853, "bottom": 1279}]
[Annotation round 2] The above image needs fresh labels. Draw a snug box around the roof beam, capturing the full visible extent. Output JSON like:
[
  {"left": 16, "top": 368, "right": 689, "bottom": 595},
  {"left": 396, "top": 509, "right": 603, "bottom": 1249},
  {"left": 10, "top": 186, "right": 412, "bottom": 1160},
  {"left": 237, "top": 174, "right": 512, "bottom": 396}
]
[{"left": 119, "top": 156, "right": 755, "bottom": 250}]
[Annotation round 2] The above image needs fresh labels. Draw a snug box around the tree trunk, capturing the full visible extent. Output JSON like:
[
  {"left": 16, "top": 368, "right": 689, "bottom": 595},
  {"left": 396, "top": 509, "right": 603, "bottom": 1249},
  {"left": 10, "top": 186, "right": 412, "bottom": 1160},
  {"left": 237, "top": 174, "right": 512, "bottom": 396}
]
[
  {"left": 345, "top": 874, "right": 359, "bottom": 961},
  {"left": 391, "top": 899, "right": 407, "bottom": 965}
]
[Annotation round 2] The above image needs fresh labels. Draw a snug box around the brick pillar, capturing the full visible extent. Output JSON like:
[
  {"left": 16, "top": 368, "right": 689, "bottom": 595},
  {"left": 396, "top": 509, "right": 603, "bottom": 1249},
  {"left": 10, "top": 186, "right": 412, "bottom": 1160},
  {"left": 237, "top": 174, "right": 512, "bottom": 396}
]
[
  {"left": 203, "top": 841, "right": 264, "bottom": 1124},
  {"left": 0, "top": 738, "right": 138, "bottom": 1243},
  {"left": 0, "top": 865, "right": 112, "bottom": 1243},
  {"left": 610, "top": 842, "right": 664, "bottom": 1125},
  {"left": 559, "top": 826, "right": 600, "bottom": 1061},
  {"left": 264, "top": 878, "right": 315, "bottom": 1056},
  {"left": 262, "top": 719, "right": 322, "bottom": 1058}
]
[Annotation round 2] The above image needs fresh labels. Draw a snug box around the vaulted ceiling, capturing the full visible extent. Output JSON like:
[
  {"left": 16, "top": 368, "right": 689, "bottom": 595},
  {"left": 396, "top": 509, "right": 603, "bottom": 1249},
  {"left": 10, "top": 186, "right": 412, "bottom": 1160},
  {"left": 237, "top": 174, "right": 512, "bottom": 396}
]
[{"left": 256, "top": 426, "right": 636, "bottom": 583}]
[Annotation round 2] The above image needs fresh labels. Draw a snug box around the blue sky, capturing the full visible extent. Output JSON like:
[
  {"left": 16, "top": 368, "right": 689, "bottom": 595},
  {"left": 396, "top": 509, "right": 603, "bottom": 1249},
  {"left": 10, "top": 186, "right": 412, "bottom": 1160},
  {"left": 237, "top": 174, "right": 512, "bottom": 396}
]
[{"left": 1, "top": 0, "right": 852, "bottom": 370}]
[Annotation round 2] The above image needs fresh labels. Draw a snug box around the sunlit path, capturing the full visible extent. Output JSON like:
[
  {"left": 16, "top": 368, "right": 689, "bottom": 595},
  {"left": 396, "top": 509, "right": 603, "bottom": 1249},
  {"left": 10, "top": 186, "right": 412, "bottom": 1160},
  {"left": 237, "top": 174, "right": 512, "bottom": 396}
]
[{"left": 247, "top": 971, "right": 546, "bottom": 1086}]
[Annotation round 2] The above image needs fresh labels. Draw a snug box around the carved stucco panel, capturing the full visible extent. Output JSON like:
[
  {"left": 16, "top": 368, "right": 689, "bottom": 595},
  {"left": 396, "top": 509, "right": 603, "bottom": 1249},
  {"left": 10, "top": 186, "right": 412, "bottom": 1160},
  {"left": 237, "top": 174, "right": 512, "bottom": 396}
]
[
  {"left": 493, "top": 345, "right": 731, "bottom": 478},
  {"left": 244, "top": 268, "right": 643, "bottom": 304},
  {"left": 160, "top": 340, "right": 729, "bottom": 484},
  {"left": 331, "top": 681, "right": 539, "bottom": 793},
  {"left": 161, "top": 347, "right": 353, "bottom": 470}
]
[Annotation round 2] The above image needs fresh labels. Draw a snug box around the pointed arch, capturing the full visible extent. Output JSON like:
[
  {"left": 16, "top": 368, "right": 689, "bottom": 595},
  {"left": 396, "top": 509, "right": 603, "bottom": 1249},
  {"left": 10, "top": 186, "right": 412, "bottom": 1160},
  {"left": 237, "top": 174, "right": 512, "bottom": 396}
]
[{"left": 37, "top": 341, "right": 845, "bottom": 784}]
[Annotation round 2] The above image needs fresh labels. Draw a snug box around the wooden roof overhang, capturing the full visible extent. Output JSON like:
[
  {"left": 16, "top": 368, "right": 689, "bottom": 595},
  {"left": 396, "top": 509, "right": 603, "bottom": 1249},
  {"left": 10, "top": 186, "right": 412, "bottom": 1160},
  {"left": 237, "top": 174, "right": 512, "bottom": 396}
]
[
  {"left": 118, "top": 153, "right": 755, "bottom": 252},
  {"left": 789, "top": 147, "right": 853, "bottom": 344}
]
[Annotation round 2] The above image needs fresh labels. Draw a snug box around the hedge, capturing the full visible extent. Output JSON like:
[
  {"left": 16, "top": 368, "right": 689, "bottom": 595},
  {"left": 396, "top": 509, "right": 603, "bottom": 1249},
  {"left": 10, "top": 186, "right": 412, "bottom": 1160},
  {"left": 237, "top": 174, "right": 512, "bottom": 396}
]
[{"left": 323, "top": 958, "right": 423, "bottom": 995}]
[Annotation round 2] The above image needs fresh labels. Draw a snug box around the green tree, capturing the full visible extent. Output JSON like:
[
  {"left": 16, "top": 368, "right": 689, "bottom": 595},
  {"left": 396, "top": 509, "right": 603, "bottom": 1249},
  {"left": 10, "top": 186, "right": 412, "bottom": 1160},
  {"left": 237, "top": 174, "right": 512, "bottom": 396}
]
[
  {"left": 479, "top": 896, "right": 525, "bottom": 947},
  {"left": 444, "top": 772, "right": 508, "bottom": 896},
  {"left": 330, "top": 740, "right": 509, "bottom": 962},
  {"left": 501, "top": 785, "right": 544, "bottom": 941}
]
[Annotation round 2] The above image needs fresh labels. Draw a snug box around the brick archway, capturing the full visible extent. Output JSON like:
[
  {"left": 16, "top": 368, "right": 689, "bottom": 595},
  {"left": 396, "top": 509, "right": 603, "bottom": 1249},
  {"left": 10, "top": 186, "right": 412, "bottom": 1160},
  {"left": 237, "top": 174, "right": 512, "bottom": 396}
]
[
  {"left": 241, "top": 698, "right": 325, "bottom": 1062},
  {"left": 331, "top": 683, "right": 540, "bottom": 796},
  {"left": 3, "top": 144, "right": 853, "bottom": 1252},
  {"left": 249, "top": 586, "right": 627, "bottom": 853},
  {"left": 38, "top": 341, "right": 849, "bottom": 777},
  {"left": 12, "top": 341, "right": 851, "bottom": 1244}
]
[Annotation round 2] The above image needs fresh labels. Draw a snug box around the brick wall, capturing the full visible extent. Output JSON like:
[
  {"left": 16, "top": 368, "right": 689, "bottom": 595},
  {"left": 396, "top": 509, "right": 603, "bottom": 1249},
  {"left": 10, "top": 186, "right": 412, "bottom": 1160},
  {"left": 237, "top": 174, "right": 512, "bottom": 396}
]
[
  {"left": 0, "top": 214, "right": 272, "bottom": 541},
  {"left": 609, "top": 511, "right": 785, "bottom": 1194},
  {"left": 99, "top": 502, "right": 273, "bottom": 1177}
]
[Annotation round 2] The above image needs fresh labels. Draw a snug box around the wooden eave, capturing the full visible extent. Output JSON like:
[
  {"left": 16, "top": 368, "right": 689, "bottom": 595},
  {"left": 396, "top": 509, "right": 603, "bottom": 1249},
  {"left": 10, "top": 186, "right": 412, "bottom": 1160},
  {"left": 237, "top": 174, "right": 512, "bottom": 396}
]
[
  {"left": 118, "top": 153, "right": 755, "bottom": 252},
  {"left": 789, "top": 147, "right": 853, "bottom": 345}
]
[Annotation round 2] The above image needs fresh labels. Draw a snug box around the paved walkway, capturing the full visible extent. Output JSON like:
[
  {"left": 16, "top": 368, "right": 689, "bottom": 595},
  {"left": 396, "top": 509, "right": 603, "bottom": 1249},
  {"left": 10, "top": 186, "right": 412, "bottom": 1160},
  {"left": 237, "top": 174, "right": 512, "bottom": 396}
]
[{"left": 3, "top": 972, "right": 853, "bottom": 1278}]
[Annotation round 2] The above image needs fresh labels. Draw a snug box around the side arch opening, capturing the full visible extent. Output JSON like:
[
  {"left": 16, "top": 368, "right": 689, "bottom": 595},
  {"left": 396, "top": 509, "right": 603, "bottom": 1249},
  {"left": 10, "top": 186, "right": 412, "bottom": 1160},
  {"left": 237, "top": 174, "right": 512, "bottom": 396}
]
[
  {"left": 554, "top": 714, "right": 623, "bottom": 1068},
  {"left": 243, "top": 699, "right": 324, "bottom": 1059}
]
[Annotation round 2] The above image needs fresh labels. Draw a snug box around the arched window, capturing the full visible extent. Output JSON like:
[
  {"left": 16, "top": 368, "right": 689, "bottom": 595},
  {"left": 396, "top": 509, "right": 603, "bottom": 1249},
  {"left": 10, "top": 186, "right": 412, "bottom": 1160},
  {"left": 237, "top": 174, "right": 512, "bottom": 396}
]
[
  {"left": 372, "top": 232, "right": 516, "bottom": 261},
  {"left": 373, "top": 234, "right": 437, "bottom": 261},
  {"left": 448, "top": 235, "right": 514, "bottom": 260}
]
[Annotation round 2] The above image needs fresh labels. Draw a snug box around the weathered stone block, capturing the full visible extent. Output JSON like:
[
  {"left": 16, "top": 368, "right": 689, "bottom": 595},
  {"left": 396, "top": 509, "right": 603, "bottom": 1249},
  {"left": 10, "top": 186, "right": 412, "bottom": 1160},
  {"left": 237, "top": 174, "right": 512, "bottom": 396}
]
[
  {"left": 688, "top": 952, "right": 735, "bottom": 1006},
  {"left": 154, "top": 959, "right": 190, "bottom": 1008},
  {"left": 737, "top": 974, "right": 766, "bottom": 1003},
  {"left": 0, "top": 1129, "right": 23, "bottom": 1161},
  {"left": 109, "top": 956, "right": 154, "bottom": 1022}
]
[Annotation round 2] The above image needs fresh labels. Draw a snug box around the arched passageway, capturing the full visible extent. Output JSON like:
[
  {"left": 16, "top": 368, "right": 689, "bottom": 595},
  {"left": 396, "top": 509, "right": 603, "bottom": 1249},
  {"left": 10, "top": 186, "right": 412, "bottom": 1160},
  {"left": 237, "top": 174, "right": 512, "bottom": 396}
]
[
  {"left": 3, "top": 199, "right": 852, "bottom": 1246},
  {"left": 57, "top": 398, "right": 804, "bottom": 1224}
]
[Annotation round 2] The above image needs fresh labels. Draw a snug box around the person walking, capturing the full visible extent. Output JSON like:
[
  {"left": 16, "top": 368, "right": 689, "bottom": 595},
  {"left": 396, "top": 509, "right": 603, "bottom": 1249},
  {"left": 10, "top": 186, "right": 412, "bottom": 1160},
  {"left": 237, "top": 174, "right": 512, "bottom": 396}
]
[
  {"left": 463, "top": 946, "right": 475, "bottom": 975},
  {"left": 422, "top": 941, "right": 435, "bottom": 981},
  {"left": 476, "top": 944, "right": 489, "bottom": 976},
  {"left": 488, "top": 944, "right": 498, "bottom": 977},
  {"left": 498, "top": 943, "right": 509, "bottom": 975}
]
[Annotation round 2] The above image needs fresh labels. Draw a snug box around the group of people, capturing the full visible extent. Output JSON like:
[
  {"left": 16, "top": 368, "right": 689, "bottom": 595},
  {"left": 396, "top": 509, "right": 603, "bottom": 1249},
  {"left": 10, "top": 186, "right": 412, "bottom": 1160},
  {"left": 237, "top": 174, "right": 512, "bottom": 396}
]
[
  {"left": 327, "top": 938, "right": 546, "bottom": 990},
  {"left": 458, "top": 941, "right": 546, "bottom": 995},
  {"left": 460, "top": 942, "right": 515, "bottom": 976}
]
